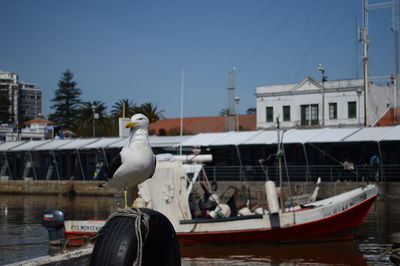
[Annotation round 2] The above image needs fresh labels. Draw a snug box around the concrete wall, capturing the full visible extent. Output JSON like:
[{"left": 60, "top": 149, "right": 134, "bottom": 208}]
[
  {"left": 1, "top": 180, "right": 397, "bottom": 204},
  {"left": 0, "top": 180, "right": 118, "bottom": 196}
]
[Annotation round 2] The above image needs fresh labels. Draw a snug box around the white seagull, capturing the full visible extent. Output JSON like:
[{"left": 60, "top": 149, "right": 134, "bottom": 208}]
[{"left": 104, "top": 113, "right": 156, "bottom": 208}]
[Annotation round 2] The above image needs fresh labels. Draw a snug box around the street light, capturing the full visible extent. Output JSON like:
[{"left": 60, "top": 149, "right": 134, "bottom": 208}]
[
  {"left": 234, "top": 96, "right": 240, "bottom": 131},
  {"left": 317, "top": 64, "right": 327, "bottom": 126},
  {"left": 91, "top": 105, "right": 96, "bottom": 137},
  {"left": 357, "top": 87, "right": 362, "bottom": 127}
]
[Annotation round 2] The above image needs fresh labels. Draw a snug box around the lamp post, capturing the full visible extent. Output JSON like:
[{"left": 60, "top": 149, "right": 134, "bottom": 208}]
[
  {"left": 357, "top": 87, "right": 362, "bottom": 127},
  {"left": 234, "top": 96, "right": 240, "bottom": 131},
  {"left": 317, "top": 64, "right": 327, "bottom": 127},
  {"left": 91, "top": 105, "right": 96, "bottom": 137}
]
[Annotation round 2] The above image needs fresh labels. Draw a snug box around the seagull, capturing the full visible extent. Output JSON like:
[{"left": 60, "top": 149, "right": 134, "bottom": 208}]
[{"left": 104, "top": 113, "right": 156, "bottom": 208}]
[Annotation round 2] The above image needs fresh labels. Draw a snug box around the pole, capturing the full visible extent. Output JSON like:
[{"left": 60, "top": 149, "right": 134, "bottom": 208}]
[
  {"left": 393, "top": 0, "right": 399, "bottom": 123},
  {"left": 322, "top": 78, "right": 325, "bottom": 127},
  {"left": 179, "top": 68, "right": 184, "bottom": 155},
  {"left": 276, "top": 118, "right": 285, "bottom": 213},
  {"left": 92, "top": 105, "right": 96, "bottom": 138},
  {"left": 363, "top": 0, "right": 369, "bottom": 126}
]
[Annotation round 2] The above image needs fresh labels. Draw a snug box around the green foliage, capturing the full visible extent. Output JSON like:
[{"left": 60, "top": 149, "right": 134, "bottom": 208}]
[
  {"left": 246, "top": 108, "right": 256, "bottom": 114},
  {"left": 219, "top": 108, "right": 231, "bottom": 116},
  {"left": 74, "top": 101, "right": 115, "bottom": 137},
  {"left": 111, "top": 99, "right": 136, "bottom": 118},
  {"left": 48, "top": 69, "right": 82, "bottom": 129},
  {"left": 134, "top": 102, "right": 164, "bottom": 123}
]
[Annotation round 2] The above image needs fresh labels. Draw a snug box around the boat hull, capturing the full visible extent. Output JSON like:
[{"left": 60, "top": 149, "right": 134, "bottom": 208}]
[
  {"left": 64, "top": 185, "right": 378, "bottom": 245},
  {"left": 177, "top": 194, "right": 376, "bottom": 244}
]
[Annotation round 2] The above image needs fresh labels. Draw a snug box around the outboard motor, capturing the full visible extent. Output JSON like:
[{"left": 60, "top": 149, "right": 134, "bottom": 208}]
[{"left": 42, "top": 209, "right": 66, "bottom": 245}]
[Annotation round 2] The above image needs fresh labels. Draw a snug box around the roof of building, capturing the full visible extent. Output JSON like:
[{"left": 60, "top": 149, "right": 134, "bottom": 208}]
[
  {"left": 23, "top": 118, "right": 55, "bottom": 125},
  {"left": 149, "top": 114, "right": 256, "bottom": 135},
  {"left": 375, "top": 107, "right": 400, "bottom": 126}
]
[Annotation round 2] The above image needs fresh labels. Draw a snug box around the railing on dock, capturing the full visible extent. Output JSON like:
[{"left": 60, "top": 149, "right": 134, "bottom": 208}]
[{"left": 201, "top": 164, "right": 400, "bottom": 182}]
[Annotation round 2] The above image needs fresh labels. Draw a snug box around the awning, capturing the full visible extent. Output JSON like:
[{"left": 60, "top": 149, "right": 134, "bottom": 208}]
[
  {"left": 56, "top": 138, "right": 98, "bottom": 150},
  {"left": 343, "top": 126, "right": 398, "bottom": 142},
  {"left": 149, "top": 135, "right": 191, "bottom": 147},
  {"left": 11, "top": 140, "right": 50, "bottom": 151},
  {"left": 33, "top": 139, "right": 74, "bottom": 151},
  {"left": 0, "top": 141, "right": 26, "bottom": 151},
  {"left": 179, "top": 132, "right": 235, "bottom": 147},
  {"left": 80, "top": 137, "right": 122, "bottom": 149}
]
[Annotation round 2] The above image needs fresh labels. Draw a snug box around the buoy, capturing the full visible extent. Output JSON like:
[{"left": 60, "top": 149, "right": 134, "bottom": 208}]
[
  {"left": 90, "top": 208, "right": 180, "bottom": 266},
  {"left": 265, "top": 181, "right": 280, "bottom": 214},
  {"left": 254, "top": 207, "right": 268, "bottom": 215},
  {"left": 238, "top": 207, "right": 252, "bottom": 216},
  {"left": 210, "top": 204, "right": 231, "bottom": 218}
]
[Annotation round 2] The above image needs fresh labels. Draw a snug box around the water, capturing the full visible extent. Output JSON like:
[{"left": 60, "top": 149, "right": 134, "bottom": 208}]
[{"left": 0, "top": 194, "right": 399, "bottom": 265}]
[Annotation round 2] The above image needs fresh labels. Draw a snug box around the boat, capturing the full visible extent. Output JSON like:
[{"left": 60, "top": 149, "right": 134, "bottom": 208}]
[{"left": 62, "top": 160, "right": 378, "bottom": 246}]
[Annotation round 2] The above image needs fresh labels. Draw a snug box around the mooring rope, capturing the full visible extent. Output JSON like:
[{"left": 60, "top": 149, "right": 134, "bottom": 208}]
[{"left": 371, "top": 247, "right": 400, "bottom": 265}]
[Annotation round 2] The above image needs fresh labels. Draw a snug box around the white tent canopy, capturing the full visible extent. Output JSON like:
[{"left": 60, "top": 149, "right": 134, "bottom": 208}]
[{"left": 0, "top": 125, "right": 399, "bottom": 152}]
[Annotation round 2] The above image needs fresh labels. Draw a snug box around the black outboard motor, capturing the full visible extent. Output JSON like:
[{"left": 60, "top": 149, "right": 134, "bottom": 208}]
[{"left": 42, "top": 209, "right": 66, "bottom": 245}]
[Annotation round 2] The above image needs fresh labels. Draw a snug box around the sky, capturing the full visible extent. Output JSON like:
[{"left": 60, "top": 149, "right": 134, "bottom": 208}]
[{"left": 0, "top": 0, "right": 396, "bottom": 119}]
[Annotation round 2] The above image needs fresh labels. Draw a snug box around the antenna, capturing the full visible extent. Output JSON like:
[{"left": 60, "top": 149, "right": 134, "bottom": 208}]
[
  {"left": 225, "top": 67, "right": 237, "bottom": 131},
  {"left": 227, "top": 67, "right": 236, "bottom": 115},
  {"left": 356, "top": 18, "right": 360, "bottom": 78},
  {"left": 362, "top": 0, "right": 399, "bottom": 124}
]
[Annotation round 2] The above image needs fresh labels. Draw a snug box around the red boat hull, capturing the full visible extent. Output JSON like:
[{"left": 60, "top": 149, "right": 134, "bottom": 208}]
[
  {"left": 64, "top": 194, "right": 376, "bottom": 246},
  {"left": 177, "top": 194, "right": 377, "bottom": 244}
]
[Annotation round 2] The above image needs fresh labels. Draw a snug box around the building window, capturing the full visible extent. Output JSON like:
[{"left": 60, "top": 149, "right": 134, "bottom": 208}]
[
  {"left": 329, "top": 103, "right": 337, "bottom": 119},
  {"left": 283, "top": 106, "right": 290, "bottom": 121},
  {"left": 301, "top": 104, "right": 319, "bottom": 126},
  {"left": 348, "top": 101, "right": 356, "bottom": 118},
  {"left": 266, "top": 107, "right": 273, "bottom": 122}
]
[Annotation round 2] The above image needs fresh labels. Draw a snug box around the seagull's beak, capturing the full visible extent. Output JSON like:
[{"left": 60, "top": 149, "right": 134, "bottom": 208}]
[{"left": 125, "top": 121, "right": 137, "bottom": 128}]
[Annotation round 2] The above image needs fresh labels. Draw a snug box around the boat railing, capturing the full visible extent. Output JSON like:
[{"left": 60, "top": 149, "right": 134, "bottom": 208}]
[{"left": 201, "top": 164, "right": 400, "bottom": 182}]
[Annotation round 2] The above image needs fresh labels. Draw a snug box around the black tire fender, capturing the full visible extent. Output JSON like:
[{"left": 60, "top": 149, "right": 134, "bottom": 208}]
[{"left": 90, "top": 208, "right": 181, "bottom": 266}]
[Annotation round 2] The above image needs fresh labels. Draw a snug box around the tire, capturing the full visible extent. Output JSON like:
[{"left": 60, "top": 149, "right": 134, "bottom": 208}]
[{"left": 90, "top": 208, "right": 181, "bottom": 266}]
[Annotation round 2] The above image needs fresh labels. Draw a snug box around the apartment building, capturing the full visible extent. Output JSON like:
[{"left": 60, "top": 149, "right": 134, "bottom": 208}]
[
  {"left": 0, "top": 71, "right": 42, "bottom": 124},
  {"left": 256, "top": 77, "right": 392, "bottom": 129}
]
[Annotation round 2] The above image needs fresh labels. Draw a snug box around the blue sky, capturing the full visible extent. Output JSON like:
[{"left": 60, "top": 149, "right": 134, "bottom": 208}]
[{"left": 0, "top": 0, "right": 395, "bottom": 118}]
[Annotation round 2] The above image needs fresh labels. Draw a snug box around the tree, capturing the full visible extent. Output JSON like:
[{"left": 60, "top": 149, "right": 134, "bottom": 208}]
[
  {"left": 134, "top": 102, "right": 164, "bottom": 123},
  {"left": 48, "top": 69, "right": 82, "bottom": 129},
  {"left": 246, "top": 108, "right": 256, "bottom": 114},
  {"left": 111, "top": 99, "right": 136, "bottom": 118},
  {"left": 219, "top": 108, "right": 232, "bottom": 116},
  {"left": 74, "top": 101, "right": 111, "bottom": 137}
]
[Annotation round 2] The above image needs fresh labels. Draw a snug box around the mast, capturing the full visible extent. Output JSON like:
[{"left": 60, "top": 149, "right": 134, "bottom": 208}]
[
  {"left": 393, "top": 0, "right": 399, "bottom": 123},
  {"left": 362, "top": 0, "right": 399, "bottom": 124},
  {"left": 276, "top": 117, "right": 285, "bottom": 213},
  {"left": 362, "top": 0, "right": 369, "bottom": 127},
  {"left": 179, "top": 68, "right": 184, "bottom": 155}
]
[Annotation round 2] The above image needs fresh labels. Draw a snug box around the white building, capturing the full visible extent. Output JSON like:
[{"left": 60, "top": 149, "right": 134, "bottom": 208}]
[{"left": 256, "top": 77, "right": 393, "bottom": 129}]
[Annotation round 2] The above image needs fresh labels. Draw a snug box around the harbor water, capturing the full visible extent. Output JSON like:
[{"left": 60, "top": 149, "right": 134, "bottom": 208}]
[{"left": 0, "top": 194, "right": 399, "bottom": 265}]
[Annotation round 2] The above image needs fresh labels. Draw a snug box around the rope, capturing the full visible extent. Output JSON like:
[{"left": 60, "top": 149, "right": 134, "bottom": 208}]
[
  {"left": 371, "top": 247, "right": 400, "bottom": 265},
  {"left": 104, "top": 208, "right": 150, "bottom": 266}
]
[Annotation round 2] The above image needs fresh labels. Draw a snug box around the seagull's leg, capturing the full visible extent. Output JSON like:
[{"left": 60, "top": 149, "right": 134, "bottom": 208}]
[{"left": 124, "top": 186, "right": 128, "bottom": 209}]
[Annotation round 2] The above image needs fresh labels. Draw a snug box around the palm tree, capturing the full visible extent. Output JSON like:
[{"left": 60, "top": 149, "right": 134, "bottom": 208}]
[
  {"left": 111, "top": 99, "right": 136, "bottom": 118},
  {"left": 74, "top": 101, "right": 108, "bottom": 137},
  {"left": 135, "top": 102, "right": 164, "bottom": 123}
]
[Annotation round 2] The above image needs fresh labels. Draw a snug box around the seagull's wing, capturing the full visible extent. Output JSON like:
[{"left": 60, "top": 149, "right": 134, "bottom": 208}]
[
  {"left": 107, "top": 153, "right": 122, "bottom": 180},
  {"left": 148, "top": 155, "right": 157, "bottom": 179}
]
